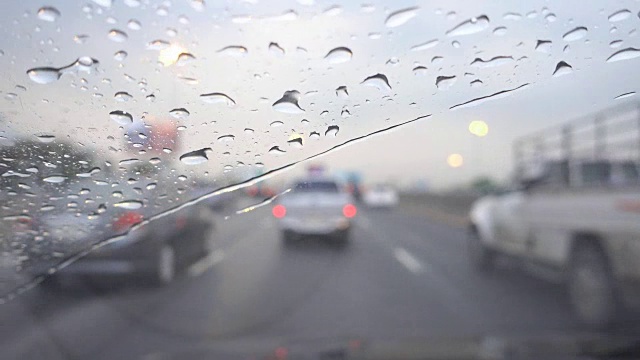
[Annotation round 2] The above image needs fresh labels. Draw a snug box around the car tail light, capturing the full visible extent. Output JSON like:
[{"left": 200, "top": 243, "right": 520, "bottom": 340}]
[
  {"left": 113, "top": 211, "right": 143, "bottom": 232},
  {"left": 272, "top": 204, "right": 286, "bottom": 218},
  {"left": 343, "top": 203, "right": 357, "bottom": 218},
  {"left": 176, "top": 216, "right": 187, "bottom": 229}
]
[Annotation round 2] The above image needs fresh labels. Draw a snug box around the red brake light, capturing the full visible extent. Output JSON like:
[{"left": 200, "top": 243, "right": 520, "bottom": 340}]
[
  {"left": 113, "top": 211, "right": 143, "bottom": 232},
  {"left": 272, "top": 204, "right": 286, "bottom": 218},
  {"left": 343, "top": 204, "right": 357, "bottom": 218}
]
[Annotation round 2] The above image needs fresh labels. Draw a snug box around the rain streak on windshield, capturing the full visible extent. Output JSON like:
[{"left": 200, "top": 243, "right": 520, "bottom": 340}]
[{"left": 3, "top": 0, "right": 640, "bottom": 358}]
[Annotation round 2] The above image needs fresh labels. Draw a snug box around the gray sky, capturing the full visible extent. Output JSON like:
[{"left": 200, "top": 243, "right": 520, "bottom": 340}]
[{"left": 2, "top": 0, "right": 640, "bottom": 191}]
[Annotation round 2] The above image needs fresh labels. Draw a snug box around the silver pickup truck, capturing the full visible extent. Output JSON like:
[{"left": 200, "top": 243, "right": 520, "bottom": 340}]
[{"left": 469, "top": 104, "right": 640, "bottom": 328}]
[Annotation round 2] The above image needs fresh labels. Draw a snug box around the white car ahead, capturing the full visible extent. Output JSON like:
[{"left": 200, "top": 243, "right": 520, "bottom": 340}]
[{"left": 273, "top": 178, "right": 356, "bottom": 245}]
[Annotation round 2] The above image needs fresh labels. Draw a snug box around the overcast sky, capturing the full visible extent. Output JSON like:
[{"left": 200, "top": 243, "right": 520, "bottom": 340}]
[{"left": 2, "top": 0, "right": 640, "bottom": 191}]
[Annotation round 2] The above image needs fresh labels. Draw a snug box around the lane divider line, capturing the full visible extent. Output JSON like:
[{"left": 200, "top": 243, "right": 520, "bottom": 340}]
[
  {"left": 188, "top": 249, "right": 225, "bottom": 277},
  {"left": 394, "top": 247, "right": 423, "bottom": 274}
]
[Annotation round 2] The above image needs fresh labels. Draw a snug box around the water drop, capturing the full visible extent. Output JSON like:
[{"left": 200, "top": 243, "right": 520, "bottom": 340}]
[
  {"left": 114, "top": 91, "right": 132, "bottom": 102},
  {"left": 606, "top": 47, "right": 640, "bottom": 62},
  {"left": 325, "top": 125, "right": 339, "bottom": 137},
  {"left": 435, "top": 75, "right": 457, "bottom": 89},
  {"left": 361, "top": 4, "right": 375, "bottom": 12},
  {"left": 324, "top": 47, "right": 352, "bottom": 64},
  {"left": 368, "top": 32, "right": 381, "bottom": 39},
  {"left": 410, "top": 39, "right": 438, "bottom": 52},
  {"left": 244, "top": 128, "right": 254, "bottom": 134},
  {"left": 169, "top": 108, "right": 190, "bottom": 119},
  {"left": 180, "top": 148, "right": 212, "bottom": 165},
  {"left": 26, "top": 67, "right": 60, "bottom": 84},
  {"left": 108, "top": 29, "right": 128, "bottom": 42},
  {"left": 470, "top": 79, "right": 483, "bottom": 87},
  {"left": 146, "top": 94, "right": 156, "bottom": 102},
  {"left": 269, "top": 42, "right": 285, "bottom": 56},
  {"left": 552, "top": 61, "right": 572, "bottom": 76},
  {"left": 114, "top": 50, "right": 128, "bottom": 61},
  {"left": 471, "top": 56, "right": 513, "bottom": 68},
  {"left": 176, "top": 52, "right": 196, "bottom": 66},
  {"left": 40, "top": 205, "right": 56, "bottom": 212},
  {"left": 446, "top": 15, "right": 490, "bottom": 37},
  {"left": 545, "top": 13, "right": 556, "bottom": 22},
  {"left": 156, "top": 6, "right": 169, "bottom": 16},
  {"left": 323, "top": 5, "right": 342, "bottom": 16},
  {"left": 146, "top": 183, "right": 157, "bottom": 190},
  {"left": 127, "top": 19, "right": 142, "bottom": 30},
  {"left": 361, "top": 73, "right": 391, "bottom": 91},
  {"left": 610, "top": 40, "right": 623, "bottom": 48},
  {"left": 109, "top": 110, "right": 133, "bottom": 125},
  {"left": 114, "top": 200, "right": 142, "bottom": 210},
  {"left": 218, "top": 45, "right": 248, "bottom": 57},
  {"left": 535, "top": 40, "right": 552, "bottom": 53},
  {"left": 309, "top": 131, "right": 320, "bottom": 139},
  {"left": 503, "top": 12, "right": 521, "bottom": 20},
  {"left": 217, "top": 134, "right": 235, "bottom": 142},
  {"left": 43, "top": 175, "right": 66, "bottom": 183},
  {"left": 268, "top": 146, "right": 286, "bottom": 155},
  {"left": 452, "top": 40, "right": 461, "bottom": 48},
  {"left": 270, "top": 120, "right": 284, "bottom": 127},
  {"left": 609, "top": 9, "right": 631, "bottom": 22},
  {"left": 336, "top": 86, "right": 349, "bottom": 98},
  {"left": 563, "top": 27, "right": 588, "bottom": 41},
  {"left": 92, "top": 0, "right": 112, "bottom": 7},
  {"left": 37, "top": 6, "right": 61, "bottom": 22},
  {"left": 36, "top": 134, "right": 55, "bottom": 143},
  {"left": 149, "top": 158, "right": 161, "bottom": 165},
  {"left": 615, "top": 92, "right": 635, "bottom": 100},
  {"left": 119, "top": 158, "right": 140, "bottom": 165},
  {"left": 385, "top": 7, "right": 419, "bottom": 28},
  {"left": 147, "top": 39, "right": 170, "bottom": 50},
  {"left": 431, "top": 56, "right": 443, "bottom": 65},
  {"left": 407, "top": 67, "right": 425, "bottom": 78},
  {"left": 272, "top": 90, "right": 304, "bottom": 113},
  {"left": 287, "top": 137, "right": 303, "bottom": 148},
  {"left": 191, "top": 0, "right": 205, "bottom": 12},
  {"left": 493, "top": 26, "right": 507, "bottom": 36},
  {"left": 200, "top": 92, "right": 236, "bottom": 106}
]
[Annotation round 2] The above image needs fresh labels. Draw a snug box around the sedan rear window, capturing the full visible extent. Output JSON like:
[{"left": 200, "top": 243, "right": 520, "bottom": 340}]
[{"left": 294, "top": 181, "right": 339, "bottom": 193}]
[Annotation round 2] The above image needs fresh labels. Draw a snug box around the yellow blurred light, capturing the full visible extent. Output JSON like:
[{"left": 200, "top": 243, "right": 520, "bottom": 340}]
[
  {"left": 158, "top": 44, "right": 185, "bottom": 66},
  {"left": 447, "top": 153, "right": 464, "bottom": 168},
  {"left": 288, "top": 132, "right": 303, "bottom": 142},
  {"left": 468, "top": 120, "right": 489, "bottom": 137}
]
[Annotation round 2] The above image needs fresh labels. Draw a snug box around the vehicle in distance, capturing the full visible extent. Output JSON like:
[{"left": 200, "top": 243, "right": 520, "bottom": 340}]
[
  {"left": 34, "top": 203, "right": 216, "bottom": 286},
  {"left": 363, "top": 184, "right": 399, "bottom": 208},
  {"left": 468, "top": 103, "right": 640, "bottom": 328},
  {"left": 273, "top": 178, "right": 356, "bottom": 245}
]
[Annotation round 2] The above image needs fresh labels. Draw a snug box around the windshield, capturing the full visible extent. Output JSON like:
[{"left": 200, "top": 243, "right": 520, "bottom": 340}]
[{"left": 3, "top": 1, "right": 640, "bottom": 359}]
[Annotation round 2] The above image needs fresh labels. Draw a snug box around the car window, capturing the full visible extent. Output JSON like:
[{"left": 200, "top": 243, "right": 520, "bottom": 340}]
[
  {"left": 294, "top": 181, "right": 339, "bottom": 193},
  {"left": 3, "top": 1, "right": 640, "bottom": 359}
]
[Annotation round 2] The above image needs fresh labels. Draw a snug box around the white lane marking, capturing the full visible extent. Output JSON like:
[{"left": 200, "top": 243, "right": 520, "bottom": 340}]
[
  {"left": 394, "top": 247, "right": 423, "bottom": 274},
  {"left": 188, "top": 249, "right": 225, "bottom": 277}
]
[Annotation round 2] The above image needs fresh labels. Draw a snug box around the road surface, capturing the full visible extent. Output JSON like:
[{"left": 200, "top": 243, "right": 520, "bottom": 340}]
[{"left": 2, "top": 200, "right": 639, "bottom": 359}]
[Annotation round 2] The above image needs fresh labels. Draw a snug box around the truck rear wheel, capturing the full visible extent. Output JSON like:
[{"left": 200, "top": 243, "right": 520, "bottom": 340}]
[
  {"left": 468, "top": 228, "right": 495, "bottom": 272},
  {"left": 568, "top": 242, "right": 618, "bottom": 328}
]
